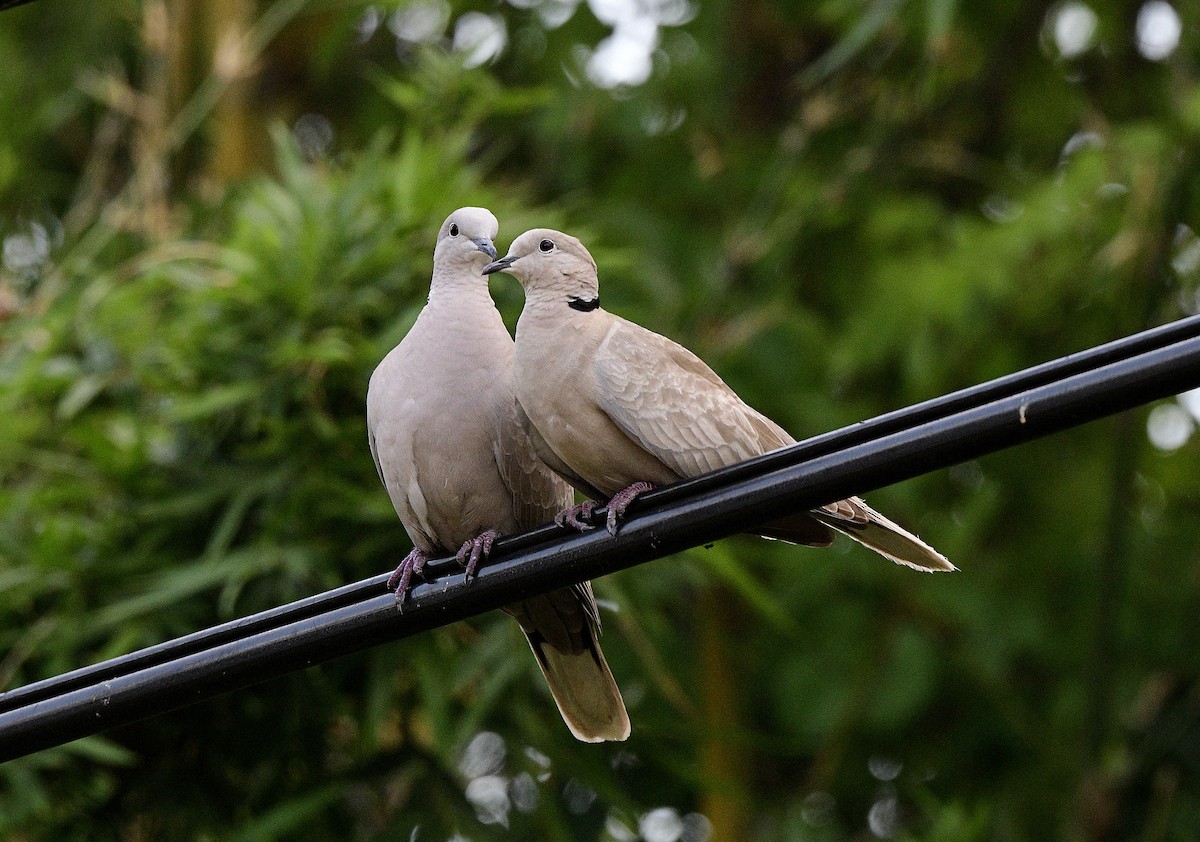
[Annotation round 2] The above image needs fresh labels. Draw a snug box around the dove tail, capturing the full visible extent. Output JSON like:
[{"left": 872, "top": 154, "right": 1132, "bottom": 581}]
[
  {"left": 524, "top": 630, "right": 631, "bottom": 742},
  {"left": 812, "top": 501, "right": 956, "bottom": 573}
]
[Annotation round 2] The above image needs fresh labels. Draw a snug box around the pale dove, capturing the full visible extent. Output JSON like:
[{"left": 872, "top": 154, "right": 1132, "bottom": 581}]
[
  {"left": 366, "top": 209, "right": 630, "bottom": 742},
  {"left": 483, "top": 228, "right": 954, "bottom": 573}
]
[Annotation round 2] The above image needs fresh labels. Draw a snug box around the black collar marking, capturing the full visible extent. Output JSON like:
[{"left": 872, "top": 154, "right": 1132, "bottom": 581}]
[{"left": 568, "top": 296, "right": 600, "bottom": 312}]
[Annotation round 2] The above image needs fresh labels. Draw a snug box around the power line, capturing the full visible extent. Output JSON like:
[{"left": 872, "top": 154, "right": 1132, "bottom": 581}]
[{"left": 2, "top": 316, "right": 1199, "bottom": 762}]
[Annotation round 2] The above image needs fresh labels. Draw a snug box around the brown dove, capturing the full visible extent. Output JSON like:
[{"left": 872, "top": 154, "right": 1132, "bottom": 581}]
[
  {"left": 482, "top": 228, "right": 954, "bottom": 573},
  {"left": 366, "top": 209, "right": 630, "bottom": 742}
]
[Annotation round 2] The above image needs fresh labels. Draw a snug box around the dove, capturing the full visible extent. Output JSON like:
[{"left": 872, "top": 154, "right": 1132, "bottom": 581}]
[
  {"left": 483, "top": 228, "right": 954, "bottom": 573},
  {"left": 366, "top": 209, "right": 630, "bottom": 742}
]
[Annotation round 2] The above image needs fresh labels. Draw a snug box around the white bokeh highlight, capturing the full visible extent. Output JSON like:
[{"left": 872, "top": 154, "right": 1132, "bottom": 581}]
[
  {"left": 581, "top": 0, "right": 697, "bottom": 89},
  {"left": 1148, "top": 402, "right": 1193, "bottom": 451},
  {"left": 868, "top": 755, "right": 903, "bottom": 782},
  {"left": 1178, "top": 387, "right": 1200, "bottom": 422},
  {"left": 1136, "top": 1, "right": 1181, "bottom": 61},
  {"left": 867, "top": 794, "right": 901, "bottom": 838},
  {"left": 459, "top": 731, "right": 506, "bottom": 778},
  {"left": 639, "top": 807, "right": 684, "bottom": 842},
  {"left": 1052, "top": 1, "right": 1098, "bottom": 58},
  {"left": 390, "top": 1, "right": 450, "bottom": 44},
  {"left": 454, "top": 12, "right": 508, "bottom": 67},
  {"left": 465, "top": 775, "right": 511, "bottom": 826},
  {"left": 587, "top": 18, "right": 659, "bottom": 87}
]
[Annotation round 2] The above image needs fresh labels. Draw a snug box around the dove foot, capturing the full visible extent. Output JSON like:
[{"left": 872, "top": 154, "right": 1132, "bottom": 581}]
[
  {"left": 456, "top": 529, "right": 500, "bottom": 579},
  {"left": 387, "top": 547, "right": 430, "bottom": 606},
  {"left": 605, "top": 482, "right": 656, "bottom": 535},
  {"left": 556, "top": 500, "right": 599, "bottom": 531}
]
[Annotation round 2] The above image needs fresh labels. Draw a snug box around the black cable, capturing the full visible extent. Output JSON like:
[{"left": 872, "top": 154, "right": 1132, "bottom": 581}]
[
  {"left": 4, "top": 314, "right": 1197, "bottom": 718},
  {"left": 1, "top": 322, "right": 1199, "bottom": 762}
]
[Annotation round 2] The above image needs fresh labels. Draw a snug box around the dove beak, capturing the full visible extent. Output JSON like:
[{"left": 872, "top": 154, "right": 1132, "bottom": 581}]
[
  {"left": 481, "top": 254, "right": 515, "bottom": 275},
  {"left": 472, "top": 238, "right": 498, "bottom": 261}
]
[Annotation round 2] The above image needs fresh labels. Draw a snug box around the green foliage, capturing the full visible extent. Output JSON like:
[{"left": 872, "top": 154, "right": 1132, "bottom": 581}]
[{"left": 3, "top": 0, "right": 1200, "bottom": 839}]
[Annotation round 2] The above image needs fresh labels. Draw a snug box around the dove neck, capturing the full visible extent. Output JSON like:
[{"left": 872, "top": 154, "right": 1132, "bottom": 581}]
[
  {"left": 522, "top": 275, "right": 601, "bottom": 314},
  {"left": 427, "top": 266, "right": 498, "bottom": 308}
]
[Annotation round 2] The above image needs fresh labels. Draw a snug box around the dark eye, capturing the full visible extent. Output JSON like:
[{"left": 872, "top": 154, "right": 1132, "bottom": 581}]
[
  {"left": 449, "top": 224, "right": 459, "bottom": 237},
  {"left": 539, "top": 239, "right": 554, "bottom": 253}
]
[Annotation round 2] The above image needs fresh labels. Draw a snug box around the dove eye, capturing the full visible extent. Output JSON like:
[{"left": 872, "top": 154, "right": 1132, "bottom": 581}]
[
  {"left": 448, "top": 224, "right": 459, "bottom": 237},
  {"left": 539, "top": 239, "right": 555, "bottom": 253}
]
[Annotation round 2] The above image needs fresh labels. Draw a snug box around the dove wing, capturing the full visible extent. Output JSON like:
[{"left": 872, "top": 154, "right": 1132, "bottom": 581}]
[{"left": 593, "top": 318, "right": 794, "bottom": 478}]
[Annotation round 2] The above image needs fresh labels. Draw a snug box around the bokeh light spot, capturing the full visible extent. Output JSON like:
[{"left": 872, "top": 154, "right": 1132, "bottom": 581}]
[
  {"left": 1147, "top": 402, "right": 1193, "bottom": 451},
  {"left": 1136, "top": 1, "right": 1180, "bottom": 61}
]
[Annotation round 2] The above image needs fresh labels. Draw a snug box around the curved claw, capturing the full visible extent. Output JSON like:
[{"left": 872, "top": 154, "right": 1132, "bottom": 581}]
[
  {"left": 555, "top": 500, "right": 598, "bottom": 532},
  {"left": 605, "top": 481, "right": 656, "bottom": 535},
  {"left": 456, "top": 529, "right": 500, "bottom": 579},
  {"left": 386, "top": 547, "right": 430, "bottom": 607}
]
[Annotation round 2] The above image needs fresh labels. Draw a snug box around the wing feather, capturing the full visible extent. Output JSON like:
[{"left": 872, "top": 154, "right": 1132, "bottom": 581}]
[
  {"left": 593, "top": 319, "right": 793, "bottom": 479},
  {"left": 493, "top": 394, "right": 573, "bottom": 529}
]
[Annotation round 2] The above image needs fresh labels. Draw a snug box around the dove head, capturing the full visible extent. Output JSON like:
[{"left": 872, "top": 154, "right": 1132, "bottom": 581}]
[
  {"left": 432, "top": 207, "right": 499, "bottom": 281},
  {"left": 483, "top": 228, "right": 601, "bottom": 309}
]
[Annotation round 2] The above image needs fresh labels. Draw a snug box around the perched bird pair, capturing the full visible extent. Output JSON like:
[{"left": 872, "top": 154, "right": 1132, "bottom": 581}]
[{"left": 366, "top": 208, "right": 953, "bottom": 743}]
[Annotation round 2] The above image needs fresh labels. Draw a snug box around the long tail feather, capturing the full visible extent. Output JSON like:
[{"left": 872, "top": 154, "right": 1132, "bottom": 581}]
[
  {"left": 508, "top": 586, "right": 630, "bottom": 742},
  {"left": 813, "top": 498, "right": 956, "bottom": 572},
  {"left": 524, "top": 631, "right": 630, "bottom": 742}
]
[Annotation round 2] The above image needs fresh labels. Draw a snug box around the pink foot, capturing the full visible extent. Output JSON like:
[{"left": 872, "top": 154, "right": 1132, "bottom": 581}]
[
  {"left": 386, "top": 546, "right": 430, "bottom": 605},
  {"left": 456, "top": 529, "right": 500, "bottom": 579},
  {"left": 605, "top": 481, "right": 655, "bottom": 535},
  {"left": 555, "top": 500, "right": 599, "bottom": 532}
]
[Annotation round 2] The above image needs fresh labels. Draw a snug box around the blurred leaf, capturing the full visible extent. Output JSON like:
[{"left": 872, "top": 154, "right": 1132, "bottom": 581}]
[{"left": 691, "top": 542, "right": 799, "bottom": 635}]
